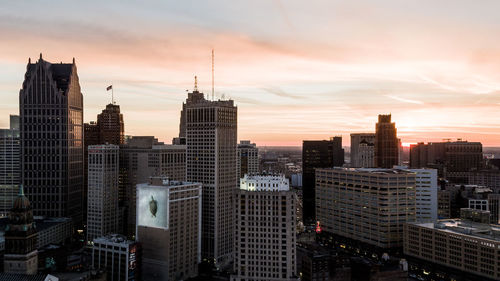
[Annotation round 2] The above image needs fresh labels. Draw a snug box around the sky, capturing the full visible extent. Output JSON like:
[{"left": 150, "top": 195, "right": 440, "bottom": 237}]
[{"left": 1, "top": 1, "right": 500, "bottom": 146}]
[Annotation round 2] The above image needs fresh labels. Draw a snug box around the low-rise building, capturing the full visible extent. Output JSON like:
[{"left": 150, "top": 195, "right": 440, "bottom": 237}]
[
  {"left": 92, "top": 234, "right": 141, "bottom": 281},
  {"left": 404, "top": 220, "right": 500, "bottom": 280}
]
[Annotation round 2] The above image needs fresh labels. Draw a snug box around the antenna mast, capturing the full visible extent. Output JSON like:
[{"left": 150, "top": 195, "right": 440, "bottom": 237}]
[
  {"left": 212, "top": 49, "right": 214, "bottom": 100},
  {"left": 194, "top": 76, "right": 198, "bottom": 92}
]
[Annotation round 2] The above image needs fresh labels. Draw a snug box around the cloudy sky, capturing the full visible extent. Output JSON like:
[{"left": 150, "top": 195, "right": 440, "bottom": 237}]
[{"left": 1, "top": 1, "right": 500, "bottom": 146}]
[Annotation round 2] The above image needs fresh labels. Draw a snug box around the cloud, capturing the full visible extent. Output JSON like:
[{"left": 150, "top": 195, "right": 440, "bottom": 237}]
[{"left": 384, "top": 95, "right": 423, "bottom": 105}]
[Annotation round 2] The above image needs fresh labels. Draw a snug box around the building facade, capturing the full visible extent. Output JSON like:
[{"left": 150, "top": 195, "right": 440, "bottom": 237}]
[
  {"left": 410, "top": 140, "right": 483, "bottom": 183},
  {"left": 316, "top": 168, "right": 416, "bottom": 249},
  {"left": 182, "top": 85, "right": 237, "bottom": 266},
  {"left": 350, "top": 133, "right": 375, "bottom": 168},
  {"left": 136, "top": 177, "right": 201, "bottom": 281},
  {"left": 404, "top": 220, "right": 500, "bottom": 281},
  {"left": 119, "top": 137, "right": 186, "bottom": 237},
  {"left": 4, "top": 186, "right": 38, "bottom": 275},
  {"left": 87, "top": 145, "right": 119, "bottom": 242},
  {"left": 395, "top": 167, "right": 438, "bottom": 222},
  {"left": 375, "top": 114, "right": 399, "bottom": 168},
  {"left": 302, "top": 137, "right": 344, "bottom": 224},
  {"left": 92, "top": 234, "right": 141, "bottom": 281},
  {"left": 0, "top": 115, "right": 20, "bottom": 217},
  {"left": 237, "top": 140, "right": 259, "bottom": 181},
  {"left": 232, "top": 175, "right": 297, "bottom": 281},
  {"left": 20, "top": 55, "right": 84, "bottom": 225}
]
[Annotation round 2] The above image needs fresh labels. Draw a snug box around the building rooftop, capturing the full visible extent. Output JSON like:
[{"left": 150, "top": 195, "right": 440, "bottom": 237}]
[
  {"left": 328, "top": 167, "right": 415, "bottom": 175},
  {"left": 240, "top": 174, "right": 290, "bottom": 191},
  {"left": 411, "top": 219, "right": 500, "bottom": 242},
  {"left": 93, "top": 233, "right": 135, "bottom": 245},
  {"left": 146, "top": 176, "right": 199, "bottom": 187}
]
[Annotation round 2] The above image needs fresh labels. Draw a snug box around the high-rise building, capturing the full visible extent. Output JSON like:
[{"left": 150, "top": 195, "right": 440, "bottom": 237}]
[
  {"left": 237, "top": 140, "right": 259, "bottom": 181},
  {"left": 410, "top": 140, "right": 483, "bottom": 182},
  {"left": 404, "top": 220, "right": 500, "bottom": 281},
  {"left": 302, "top": 137, "right": 344, "bottom": 224},
  {"left": 84, "top": 104, "right": 125, "bottom": 227},
  {"left": 136, "top": 177, "right": 201, "bottom": 281},
  {"left": 4, "top": 186, "right": 38, "bottom": 275},
  {"left": 350, "top": 133, "right": 375, "bottom": 168},
  {"left": 395, "top": 166, "right": 438, "bottom": 222},
  {"left": 375, "top": 114, "right": 399, "bottom": 168},
  {"left": 87, "top": 145, "right": 119, "bottom": 242},
  {"left": 183, "top": 82, "right": 237, "bottom": 266},
  {"left": 316, "top": 168, "right": 416, "bottom": 249},
  {"left": 20, "top": 55, "right": 84, "bottom": 225},
  {"left": 92, "top": 234, "right": 141, "bottom": 281},
  {"left": 120, "top": 136, "right": 186, "bottom": 237},
  {"left": 232, "top": 175, "right": 297, "bottom": 281},
  {"left": 0, "top": 115, "right": 20, "bottom": 216},
  {"left": 437, "top": 189, "right": 451, "bottom": 219}
]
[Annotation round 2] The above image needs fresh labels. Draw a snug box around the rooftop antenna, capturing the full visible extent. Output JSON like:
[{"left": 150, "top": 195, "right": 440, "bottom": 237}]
[
  {"left": 194, "top": 75, "right": 198, "bottom": 92},
  {"left": 212, "top": 49, "right": 215, "bottom": 101}
]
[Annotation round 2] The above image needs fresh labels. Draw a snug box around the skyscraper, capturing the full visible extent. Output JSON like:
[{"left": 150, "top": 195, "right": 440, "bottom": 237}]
[
  {"left": 182, "top": 80, "right": 237, "bottom": 266},
  {"left": 119, "top": 136, "right": 186, "bottom": 237},
  {"left": 84, "top": 103, "right": 125, "bottom": 226},
  {"left": 350, "top": 133, "right": 375, "bottom": 168},
  {"left": 302, "top": 136, "right": 344, "bottom": 224},
  {"left": 375, "top": 114, "right": 399, "bottom": 168},
  {"left": 232, "top": 175, "right": 297, "bottom": 281},
  {"left": 0, "top": 115, "right": 20, "bottom": 216},
  {"left": 87, "top": 145, "right": 119, "bottom": 242},
  {"left": 20, "top": 55, "right": 84, "bottom": 225},
  {"left": 237, "top": 140, "right": 259, "bottom": 181},
  {"left": 136, "top": 177, "right": 202, "bottom": 280}
]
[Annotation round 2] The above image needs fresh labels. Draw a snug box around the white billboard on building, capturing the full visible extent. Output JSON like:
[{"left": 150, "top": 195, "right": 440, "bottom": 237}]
[{"left": 137, "top": 185, "right": 169, "bottom": 230}]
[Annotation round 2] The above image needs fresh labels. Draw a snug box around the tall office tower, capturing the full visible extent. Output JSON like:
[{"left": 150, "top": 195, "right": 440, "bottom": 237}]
[
  {"left": 374, "top": 114, "right": 399, "bottom": 168},
  {"left": 0, "top": 115, "right": 20, "bottom": 216},
  {"left": 87, "top": 145, "right": 119, "bottom": 242},
  {"left": 183, "top": 83, "right": 237, "bottom": 266},
  {"left": 92, "top": 234, "right": 141, "bottom": 281},
  {"left": 136, "top": 177, "right": 201, "bottom": 281},
  {"left": 120, "top": 136, "right": 186, "bottom": 237},
  {"left": 410, "top": 140, "right": 483, "bottom": 182},
  {"left": 237, "top": 140, "right": 259, "bottom": 180},
  {"left": 302, "top": 137, "right": 344, "bottom": 224},
  {"left": 437, "top": 189, "right": 451, "bottom": 219},
  {"left": 350, "top": 133, "right": 375, "bottom": 167},
  {"left": 316, "top": 168, "right": 416, "bottom": 249},
  {"left": 97, "top": 103, "right": 125, "bottom": 144},
  {"left": 232, "top": 175, "right": 297, "bottom": 281},
  {"left": 84, "top": 104, "right": 124, "bottom": 224},
  {"left": 20, "top": 55, "right": 84, "bottom": 225},
  {"left": 404, "top": 220, "right": 500, "bottom": 281},
  {"left": 4, "top": 186, "right": 38, "bottom": 275},
  {"left": 395, "top": 166, "right": 438, "bottom": 222}
]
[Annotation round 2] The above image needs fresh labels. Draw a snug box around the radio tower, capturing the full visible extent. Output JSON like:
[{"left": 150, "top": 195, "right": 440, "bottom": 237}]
[{"left": 212, "top": 49, "right": 215, "bottom": 100}]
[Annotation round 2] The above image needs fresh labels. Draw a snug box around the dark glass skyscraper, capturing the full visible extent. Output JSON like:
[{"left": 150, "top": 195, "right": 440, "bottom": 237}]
[
  {"left": 375, "top": 114, "right": 399, "bottom": 168},
  {"left": 302, "top": 136, "right": 344, "bottom": 224},
  {"left": 19, "top": 55, "right": 84, "bottom": 225}
]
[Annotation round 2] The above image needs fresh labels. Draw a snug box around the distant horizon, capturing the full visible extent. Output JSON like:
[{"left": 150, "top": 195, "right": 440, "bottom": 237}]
[{"left": 2, "top": 1, "right": 500, "bottom": 147}]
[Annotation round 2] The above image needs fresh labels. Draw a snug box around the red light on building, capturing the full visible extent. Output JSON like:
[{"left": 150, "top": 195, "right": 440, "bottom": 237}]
[{"left": 315, "top": 221, "right": 322, "bottom": 233}]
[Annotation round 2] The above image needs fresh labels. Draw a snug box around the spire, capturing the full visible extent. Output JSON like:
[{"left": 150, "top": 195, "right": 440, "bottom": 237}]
[
  {"left": 194, "top": 75, "right": 198, "bottom": 92},
  {"left": 73, "top": 57, "right": 75, "bottom": 64},
  {"left": 39, "top": 53, "right": 42, "bottom": 60},
  {"left": 28, "top": 57, "right": 31, "bottom": 64}
]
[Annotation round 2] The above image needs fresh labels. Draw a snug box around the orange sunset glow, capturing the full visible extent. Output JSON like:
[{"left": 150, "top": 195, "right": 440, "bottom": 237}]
[{"left": 1, "top": 1, "right": 500, "bottom": 146}]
